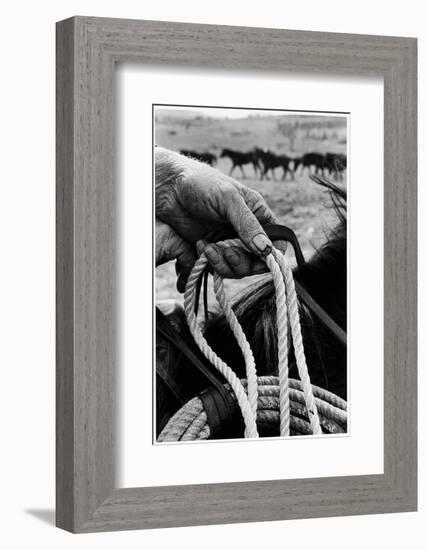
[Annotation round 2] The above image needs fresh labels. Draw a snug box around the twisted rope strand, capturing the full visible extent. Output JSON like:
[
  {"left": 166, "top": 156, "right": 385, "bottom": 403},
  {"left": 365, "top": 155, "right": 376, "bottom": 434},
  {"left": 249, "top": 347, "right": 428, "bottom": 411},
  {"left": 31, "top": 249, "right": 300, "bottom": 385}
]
[
  {"left": 215, "top": 240, "right": 289, "bottom": 435},
  {"left": 273, "top": 248, "right": 322, "bottom": 435},
  {"left": 213, "top": 273, "right": 259, "bottom": 420},
  {"left": 264, "top": 254, "right": 290, "bottom": 436},
  {"left": 158, "top": 377, "right": 347, "bottom": 442},
  {"left": 184, "top": 255, "right": 258, "bottom": 438},
  {"left": 183, "top": 238, "right": 321, "bottom": 438}
]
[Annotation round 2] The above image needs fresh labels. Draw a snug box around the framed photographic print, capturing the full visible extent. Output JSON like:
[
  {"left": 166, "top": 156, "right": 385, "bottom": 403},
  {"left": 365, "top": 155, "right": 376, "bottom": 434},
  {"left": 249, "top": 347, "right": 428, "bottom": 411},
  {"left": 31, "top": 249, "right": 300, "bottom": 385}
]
[{"left": 56, "top": 16, "right": 417, "bottom": 532}]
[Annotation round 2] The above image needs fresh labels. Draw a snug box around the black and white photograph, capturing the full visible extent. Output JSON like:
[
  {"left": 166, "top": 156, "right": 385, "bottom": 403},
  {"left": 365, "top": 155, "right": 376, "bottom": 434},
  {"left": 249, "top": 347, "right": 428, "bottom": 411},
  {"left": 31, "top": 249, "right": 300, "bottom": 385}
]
[{"left": 154, "top": 105, "right": 348, "bottom": 442}]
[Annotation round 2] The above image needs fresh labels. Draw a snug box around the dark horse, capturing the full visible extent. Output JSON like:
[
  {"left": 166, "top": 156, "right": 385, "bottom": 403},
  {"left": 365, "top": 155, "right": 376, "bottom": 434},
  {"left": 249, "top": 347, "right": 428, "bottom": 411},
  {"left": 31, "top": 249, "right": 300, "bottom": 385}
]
[
  {"left": 255, "top": 148, "right": 293, "bottom": 181},
  {"left": 300, "top": 152, "right": 326, "bottom": 175},
  {"left": 156, "top": 176, "right": 347, "bottom": 436},
  {"left": 290, "top": 157, "right": 302, "bottom": 178},
  {"left": 324, "top": 152, "right": 347, "bottom": 180},
  {"left": 220, "top": 148, "right": 260, "bottom": 178}
]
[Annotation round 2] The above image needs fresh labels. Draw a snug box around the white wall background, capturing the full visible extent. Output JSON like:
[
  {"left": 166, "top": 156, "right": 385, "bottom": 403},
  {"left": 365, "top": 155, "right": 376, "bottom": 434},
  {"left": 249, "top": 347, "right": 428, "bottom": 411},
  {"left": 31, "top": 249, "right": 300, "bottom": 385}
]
[{"left": 0, "top": 1, "right": 425, "bottom": 548}]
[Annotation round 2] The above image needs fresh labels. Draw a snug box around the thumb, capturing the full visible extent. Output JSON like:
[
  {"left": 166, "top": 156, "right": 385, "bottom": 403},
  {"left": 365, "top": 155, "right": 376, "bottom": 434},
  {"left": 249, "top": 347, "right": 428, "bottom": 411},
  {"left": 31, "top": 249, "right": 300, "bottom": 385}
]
[{"left": 224, "top": 191, "right": 272, "bottom": 256}]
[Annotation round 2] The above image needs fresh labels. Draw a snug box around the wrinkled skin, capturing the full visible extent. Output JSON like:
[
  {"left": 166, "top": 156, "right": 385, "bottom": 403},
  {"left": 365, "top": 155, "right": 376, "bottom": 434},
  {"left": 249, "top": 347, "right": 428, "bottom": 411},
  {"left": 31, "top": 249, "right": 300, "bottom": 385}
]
[{"left": 155, "top": 147, "right": 280, "bottom": 291}]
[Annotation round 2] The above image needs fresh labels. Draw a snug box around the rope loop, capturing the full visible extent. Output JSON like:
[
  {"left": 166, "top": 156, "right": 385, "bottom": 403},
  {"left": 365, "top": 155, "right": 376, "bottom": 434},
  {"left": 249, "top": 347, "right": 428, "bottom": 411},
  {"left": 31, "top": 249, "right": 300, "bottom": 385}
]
[{"left": 183, "top": 238, "right": 322, "bottom": 438}]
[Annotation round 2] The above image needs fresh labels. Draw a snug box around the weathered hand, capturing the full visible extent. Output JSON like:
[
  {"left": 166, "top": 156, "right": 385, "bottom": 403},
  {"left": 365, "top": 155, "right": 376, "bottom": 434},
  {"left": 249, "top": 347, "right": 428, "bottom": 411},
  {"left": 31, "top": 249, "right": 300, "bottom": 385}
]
[
  {"left": 155, "top": 147, "right": 278, "bottom": 288},
  {"left": 196, "top": 239, "right": 287, "bottom": 279},
  {"left": 156, "top": 147, "right": 276, "bottom": 251},
  {"left": 155, "top": 219, "right": 196, "bottom": 277}
]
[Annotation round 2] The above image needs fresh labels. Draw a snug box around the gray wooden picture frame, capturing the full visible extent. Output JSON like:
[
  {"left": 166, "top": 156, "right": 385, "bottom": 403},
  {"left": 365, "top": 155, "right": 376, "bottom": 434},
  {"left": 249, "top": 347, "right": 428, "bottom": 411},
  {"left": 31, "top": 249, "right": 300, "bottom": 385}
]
[{"left": 56, "top": 16, "right": 417, "bottom": 533}]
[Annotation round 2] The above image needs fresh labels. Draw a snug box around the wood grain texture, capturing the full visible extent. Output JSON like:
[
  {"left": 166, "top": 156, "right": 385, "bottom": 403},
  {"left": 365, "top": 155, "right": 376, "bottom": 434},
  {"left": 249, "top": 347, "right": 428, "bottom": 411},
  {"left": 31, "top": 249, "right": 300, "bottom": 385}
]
[
  {"left": 56, "top": 17, "right": 75, "bottom": 532},
  {"left": 56, "top": 16, "right": 417, "bottom": 532}
]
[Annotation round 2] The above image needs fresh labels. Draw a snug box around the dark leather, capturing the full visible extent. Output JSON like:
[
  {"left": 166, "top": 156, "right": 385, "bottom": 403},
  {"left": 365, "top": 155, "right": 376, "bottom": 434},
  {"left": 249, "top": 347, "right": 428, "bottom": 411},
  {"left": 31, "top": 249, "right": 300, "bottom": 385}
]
[
  {"left": 156, "top": 308, "right": 244, "bottom": 439},
  {"left": 208, "top": 223, "right": 346, "bottom": 346}
]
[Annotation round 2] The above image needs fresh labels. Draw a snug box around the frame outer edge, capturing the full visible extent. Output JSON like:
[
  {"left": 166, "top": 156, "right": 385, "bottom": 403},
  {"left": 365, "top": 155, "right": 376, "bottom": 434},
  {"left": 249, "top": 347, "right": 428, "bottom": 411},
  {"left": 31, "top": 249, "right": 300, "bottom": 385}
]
[
  {"left": 56, "top": 16, "right": 76, "bottom": 532},
  {"left": 72, "top": 16, "right": 116, "bottom": 532},
  {"left": 55, "top": 16, "right": 418, "bottom": 532},
  {"left": 385, "top": 37, "right": 417, "bottom": 508}
]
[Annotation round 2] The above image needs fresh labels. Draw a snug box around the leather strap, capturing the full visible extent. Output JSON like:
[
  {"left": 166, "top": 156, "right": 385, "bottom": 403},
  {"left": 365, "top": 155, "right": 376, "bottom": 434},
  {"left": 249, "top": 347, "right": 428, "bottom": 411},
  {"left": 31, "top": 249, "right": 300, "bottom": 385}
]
[
  {"left": 156, "top": 308, "right": 244, "bottom": 438},
  {"left": 295, "top": 281, "right": 347, "bottom": 347},
  {"left": 199, "top": 386, "right": 242, "bottom": 439},
  {"left": 208, "top": 223, "right": 347, "bottom": 347}
]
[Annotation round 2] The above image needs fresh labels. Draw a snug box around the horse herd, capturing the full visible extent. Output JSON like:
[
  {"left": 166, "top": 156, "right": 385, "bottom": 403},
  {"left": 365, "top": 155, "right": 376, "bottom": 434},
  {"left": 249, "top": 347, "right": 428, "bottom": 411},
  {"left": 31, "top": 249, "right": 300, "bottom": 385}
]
[{"left": 179, "top": 148, "right": 347, "bottom": 181}]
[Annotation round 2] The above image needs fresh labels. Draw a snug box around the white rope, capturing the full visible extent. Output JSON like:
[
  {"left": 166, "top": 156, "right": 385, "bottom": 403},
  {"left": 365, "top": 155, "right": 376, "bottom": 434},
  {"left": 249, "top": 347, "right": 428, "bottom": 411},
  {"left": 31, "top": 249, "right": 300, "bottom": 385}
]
[
  {"left": 184, "top": 255, "right": 258, "bottom": 438},
  {"left": 183, "top": 238, "right": 321, "bottom": 438},
  {"left": 158, "top": 376, "right": 347, "bottom": 442},
  {"left": 212, "top": 273, "right": 259, "bottom": 421},
  {"left": 264, "top": 254, "right": 290, "bottom": 436},
  {"left": 273, "top": 248, "right": 322, "bottom": 434}
]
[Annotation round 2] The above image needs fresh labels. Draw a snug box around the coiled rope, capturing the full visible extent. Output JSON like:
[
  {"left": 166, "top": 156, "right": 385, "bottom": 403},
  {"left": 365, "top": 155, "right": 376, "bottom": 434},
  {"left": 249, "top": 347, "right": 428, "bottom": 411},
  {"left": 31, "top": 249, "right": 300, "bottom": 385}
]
[
  {"left": 183, "top": 239, "right": 322, "bottom": 439},
  {"left": 158, "top": 377, "right": 347, "bottom": 442}
]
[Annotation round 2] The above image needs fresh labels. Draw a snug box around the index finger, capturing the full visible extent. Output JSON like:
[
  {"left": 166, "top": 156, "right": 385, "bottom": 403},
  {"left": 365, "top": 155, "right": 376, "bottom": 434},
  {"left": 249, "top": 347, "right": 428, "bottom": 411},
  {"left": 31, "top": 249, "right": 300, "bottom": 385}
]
[
  {"left": 241, "top": 186, "right": 277, "bottom": 226},
  {"left": 223, "top": 189, "right": 273, "bottom": 256}
]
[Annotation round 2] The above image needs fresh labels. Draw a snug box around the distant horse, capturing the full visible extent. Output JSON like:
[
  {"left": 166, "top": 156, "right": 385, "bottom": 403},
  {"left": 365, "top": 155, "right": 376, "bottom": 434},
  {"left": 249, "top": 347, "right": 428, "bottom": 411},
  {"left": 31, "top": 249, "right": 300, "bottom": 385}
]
[
  {"left": 156, "top": 176, "right": 347, "bottom": 436},
  {"left": 180, "top": 149, "right": 217, "bottom": 166},
  {"left": 277, "top": 154, "right": 293, "bottom": 181},
  {"left": 324, "top": 153, "right": 347, "bottom": 180},
  {"left": 301, "top": 152, "right": 326, "bottom": 175},
  {"left": 290, "top": 157, "right": 302, "bottom": 179},
  {"left": 254, "top": 148, "right": 293, "bottom": 181},
  {"left": 220, "top": 148, "right": 260, "bottom": 178}
]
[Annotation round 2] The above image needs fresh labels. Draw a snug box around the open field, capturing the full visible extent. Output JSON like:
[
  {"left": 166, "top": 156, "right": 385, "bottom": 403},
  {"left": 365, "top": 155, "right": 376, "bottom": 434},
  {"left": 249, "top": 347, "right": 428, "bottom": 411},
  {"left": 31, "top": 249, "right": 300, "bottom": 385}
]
[{"left": 155, "top": 108, "right": 347, "bottom": 304}]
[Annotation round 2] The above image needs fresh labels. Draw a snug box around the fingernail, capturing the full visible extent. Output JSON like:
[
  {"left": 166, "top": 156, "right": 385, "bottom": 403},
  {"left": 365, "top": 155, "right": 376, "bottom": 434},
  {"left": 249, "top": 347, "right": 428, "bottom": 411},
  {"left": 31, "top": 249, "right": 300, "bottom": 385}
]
[
  {"left": 205, "top": 245, "right": 220, "bottom": 264},
  {"left": 252, "top": 233, "right": 272, "bottom": 256},
  {"left": 225, "top": 250, "right": 240, "bottom": 266}
]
